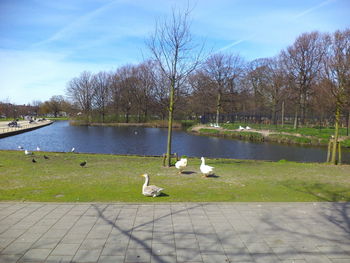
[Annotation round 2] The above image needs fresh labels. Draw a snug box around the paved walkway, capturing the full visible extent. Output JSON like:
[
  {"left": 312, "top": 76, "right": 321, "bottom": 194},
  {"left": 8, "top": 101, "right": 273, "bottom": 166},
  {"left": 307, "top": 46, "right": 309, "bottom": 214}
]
[
  {"left": 0, "top": 120, "right": 52, "bottom": 138},
  {"left": 0, "top": 202, "right": 349, "bottom": 263}
]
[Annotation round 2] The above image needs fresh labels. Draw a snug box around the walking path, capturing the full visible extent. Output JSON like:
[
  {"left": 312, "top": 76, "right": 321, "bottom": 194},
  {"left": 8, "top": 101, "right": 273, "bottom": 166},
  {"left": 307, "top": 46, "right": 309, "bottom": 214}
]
[
  {"left": 0, "top": 202, "right": 349, "bottom": 263},
  {"left": 0, "top": 120, "right": 53, "bottom": 138}
]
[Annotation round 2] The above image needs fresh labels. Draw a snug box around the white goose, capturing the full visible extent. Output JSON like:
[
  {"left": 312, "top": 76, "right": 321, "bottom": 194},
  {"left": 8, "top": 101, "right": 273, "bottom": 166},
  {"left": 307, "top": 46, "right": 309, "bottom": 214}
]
[
  {"left": 141, "top": 174, "right": 164, "bottom": 197},
  {"left": 239, "top": 125, "right": 245, "bottom": 131},
  {"left": 175, "top": 158, "right": 187, "bottom": 174},
  {"left": 200, "top": 157, "right": 214, "bottom": 177}
]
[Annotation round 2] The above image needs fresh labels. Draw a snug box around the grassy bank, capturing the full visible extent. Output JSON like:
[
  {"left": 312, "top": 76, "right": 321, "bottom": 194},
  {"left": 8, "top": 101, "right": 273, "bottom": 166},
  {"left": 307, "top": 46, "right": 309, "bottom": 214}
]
[
  {"left": 0, "top": 150, "right": 349, "bottom": 202},
  {"left": 194, "top": 123, "right": 350, "bottom": 148},
  {"left": 70, "top": 119, "right": 197, "bottom": 129}
]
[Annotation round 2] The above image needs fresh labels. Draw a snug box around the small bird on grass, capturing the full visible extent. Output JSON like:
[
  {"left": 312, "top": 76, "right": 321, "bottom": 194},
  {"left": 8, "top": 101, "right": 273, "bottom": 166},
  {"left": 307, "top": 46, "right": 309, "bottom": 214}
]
[
  {"left": 44, "top": 155, "right": 49, "bottom": 159},
  {"left": 80, "top": 161, "right": 87, "bottom": 167},
  {"left": 71, "top": 147, "right": 75, "bottom": 153},
  {"left": 32, "top": 158, "right": 37, "bottom": 163},
  {"left": 25, "top": 150, "right": 33, "bottom": 155}
]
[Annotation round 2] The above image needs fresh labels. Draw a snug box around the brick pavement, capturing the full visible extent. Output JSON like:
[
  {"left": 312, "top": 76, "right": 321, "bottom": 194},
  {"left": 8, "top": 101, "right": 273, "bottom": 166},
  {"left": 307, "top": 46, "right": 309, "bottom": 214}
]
[{"left": 0, "top": 202, "right": 349, "bottom": 263}]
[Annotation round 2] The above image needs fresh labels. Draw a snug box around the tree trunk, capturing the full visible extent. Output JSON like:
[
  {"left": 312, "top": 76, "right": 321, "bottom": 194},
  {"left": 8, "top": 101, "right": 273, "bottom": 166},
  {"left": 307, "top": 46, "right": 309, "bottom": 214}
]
[
  {"left": 126, "top": 112, "right": 129, "bottom": 123},
  {"left": 166, "top": 80, "right": 175, "bottom": 167},
  {"left": 293, "top": 106, "right": 299, "bottom": 129},
  {"left": 347, "top": 111, "right": 349, "bottom": 136},
  {"left": 331, "top": 104, "right": 341, "bottom": 165},
  {"left": 216, "top": 92, "right": 221, "bottom": 125},
  {"left": 281, "top": 101, "right": 285, "bottom": 128},
  {"left": 272, "top": 98, "right": 277, "bottom": 125}
]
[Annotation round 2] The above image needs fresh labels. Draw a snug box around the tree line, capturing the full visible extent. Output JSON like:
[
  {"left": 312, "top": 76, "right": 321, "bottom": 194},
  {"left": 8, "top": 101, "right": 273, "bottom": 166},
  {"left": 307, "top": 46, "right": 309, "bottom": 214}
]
[{"left": 65, "top": 29, "right": 350, "bottom": 129}]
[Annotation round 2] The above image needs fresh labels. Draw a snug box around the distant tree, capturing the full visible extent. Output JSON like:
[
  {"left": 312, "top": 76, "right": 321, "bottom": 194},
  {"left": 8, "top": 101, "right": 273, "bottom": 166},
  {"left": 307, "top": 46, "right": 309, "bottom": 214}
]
[
  {"left": 322, "top": 29, "right": 350, "bottom": 164},
  {"left": 245, "top": 58, "right": 270, "bottom": 116},
  {"left": 147, "top": 7, "right": 203, "bottom": 166},
  {"left": 188, "top": 70, "right": 216, "bottom": 118},
  {"left": 133, "top": 61, "right": 157, "bottom": 122},
  {"left": 48, "top": 95, "right": 65, "bottom": 117},
  {"left": 281, "top": 31, "right": 326, "bottom": 128},
  {"left": 92, "top": 71, "right": 111, "bottom": 122},
  {"left": 203, "top": 53, "right": 244, "bottom": 124},
  {"left": 66, "top": 71, "right": 94, "bottom": 122},
  {"left": 31, "top": 100, "right": 42, "bottom": 116}
]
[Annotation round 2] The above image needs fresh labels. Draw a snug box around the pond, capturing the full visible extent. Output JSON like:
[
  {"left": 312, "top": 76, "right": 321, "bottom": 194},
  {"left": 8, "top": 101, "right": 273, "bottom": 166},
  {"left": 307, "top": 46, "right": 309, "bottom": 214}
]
[{"left": 0, "top": 121, "right": 348, "bottom": 163}]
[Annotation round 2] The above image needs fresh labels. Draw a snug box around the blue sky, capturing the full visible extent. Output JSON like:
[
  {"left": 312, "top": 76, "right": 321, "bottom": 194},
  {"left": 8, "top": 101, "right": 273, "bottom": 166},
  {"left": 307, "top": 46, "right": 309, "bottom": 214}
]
[{"left": 0, "top": 0, "right": 349, "bottom": 105}]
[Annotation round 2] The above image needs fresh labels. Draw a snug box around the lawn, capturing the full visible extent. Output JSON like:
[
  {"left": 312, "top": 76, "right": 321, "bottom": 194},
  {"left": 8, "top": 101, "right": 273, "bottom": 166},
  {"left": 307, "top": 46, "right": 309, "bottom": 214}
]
[
  {"left": 200, "top": 123, "right": 350, "bottom": 147},
  {"left": 0, "top": 150, "right": 349, "bottom": 202}
]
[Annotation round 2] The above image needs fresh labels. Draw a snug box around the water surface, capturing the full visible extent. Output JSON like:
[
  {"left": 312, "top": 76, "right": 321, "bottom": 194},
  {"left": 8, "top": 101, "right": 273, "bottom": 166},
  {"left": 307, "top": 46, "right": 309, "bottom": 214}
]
[{"left": 0, "top": 121, "right": 348, "bottom": 163}]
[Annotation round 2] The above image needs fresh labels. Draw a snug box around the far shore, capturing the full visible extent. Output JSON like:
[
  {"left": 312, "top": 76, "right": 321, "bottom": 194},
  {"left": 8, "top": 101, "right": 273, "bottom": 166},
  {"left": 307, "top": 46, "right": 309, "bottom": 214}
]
[
  {"left": 69, "top": 120, "right": 184, "bottom": 128},
  {"left": 190, "top": 124, "right": 350, "bottom": 149}
]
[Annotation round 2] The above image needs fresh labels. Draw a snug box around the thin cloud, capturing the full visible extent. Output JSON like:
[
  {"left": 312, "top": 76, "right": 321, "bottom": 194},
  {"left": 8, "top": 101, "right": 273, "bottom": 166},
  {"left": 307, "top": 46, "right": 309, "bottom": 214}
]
[
  {"left": 294, "top": 0, "right": 336, "bottom": 19},
  {"left": 33, "top": 0, "right": 121, "bottom": 46},
  {"left": 216, "top": 34, "right": 256, "bottom": 53},
  {"left": 216, "top": 0, "right": 336, "bottom": 53}
]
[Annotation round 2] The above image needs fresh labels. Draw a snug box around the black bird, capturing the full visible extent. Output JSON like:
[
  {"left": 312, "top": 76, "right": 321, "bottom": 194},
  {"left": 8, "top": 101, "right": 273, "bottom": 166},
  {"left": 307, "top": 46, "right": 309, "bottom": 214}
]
[
  {"left": 80, "top": 161, "right": 87, "bottom": 167},
  {"left": 44, "top": 155, "right": 49, "bottom": 160},
  {"left": 32, "top": 158, "right": 37, "bottom": 163}
]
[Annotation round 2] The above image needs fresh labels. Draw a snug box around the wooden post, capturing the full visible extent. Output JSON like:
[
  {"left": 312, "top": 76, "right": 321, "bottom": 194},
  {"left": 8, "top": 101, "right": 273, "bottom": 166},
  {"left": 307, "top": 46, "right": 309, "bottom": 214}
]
[
  {"left": 338, "top": 141, "right": 342, "bottom": 165},
  {"left": 326, "top": 140, "right": 332, "bottom": 163}
]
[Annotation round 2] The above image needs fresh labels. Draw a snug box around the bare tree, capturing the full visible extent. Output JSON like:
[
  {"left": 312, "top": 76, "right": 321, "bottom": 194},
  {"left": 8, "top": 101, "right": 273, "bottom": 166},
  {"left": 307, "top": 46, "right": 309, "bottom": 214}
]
[
  {"left": 281, "top": 32, "right": 326, "bottom": 128},
  {"left": 133, "top": 61, "right": 157, "bottom": 122},
  {"left": 322, "top": 29, "right": 350, "bottom": 164},
  {"left": 92, "top": 71, "right": 111, "bottom": 122},
  {"left": 147, "top": 7, "right": 203, "bottom": 166},
  {"left": 203, "top": 53, "right": 244, "bottom": 125},
  {"left": 66, "top": 71, "right": 94, "bottom": 122}
]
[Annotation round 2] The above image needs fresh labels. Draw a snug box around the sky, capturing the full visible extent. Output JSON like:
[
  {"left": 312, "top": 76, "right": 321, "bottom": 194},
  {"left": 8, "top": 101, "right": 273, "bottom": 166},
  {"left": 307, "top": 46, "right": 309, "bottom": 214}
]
[{"left": 0, "top": 0, "right": 349, "bottom": 105}]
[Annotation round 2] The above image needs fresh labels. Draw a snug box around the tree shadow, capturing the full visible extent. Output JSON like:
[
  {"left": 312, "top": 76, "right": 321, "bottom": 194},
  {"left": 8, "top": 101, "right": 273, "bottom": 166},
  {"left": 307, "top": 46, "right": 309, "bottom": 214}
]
[
  {"left": 43, "top": 202, "right": 350, "bottom": 263},
  {"left": 280, "top": 180, "right": 350, "bottom": 235},
  {"left": 91, "top": 203, "right": 203, "bottom": 263},
  {"left": 280, "top": 180, "right": 350, "bottom": 202}
]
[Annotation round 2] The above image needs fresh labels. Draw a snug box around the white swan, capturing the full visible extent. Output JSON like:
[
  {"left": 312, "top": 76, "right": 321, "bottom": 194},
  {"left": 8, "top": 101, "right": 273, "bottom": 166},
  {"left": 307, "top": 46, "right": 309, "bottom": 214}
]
[
  {"left": 141, "top": 174, "right": 164, "bottom": 197},
  {"left": 175, "top": 158, "right": 187, "bottom": 174},
  {"left": 200, "top": 157, "right": 214, "bottom": 177}
]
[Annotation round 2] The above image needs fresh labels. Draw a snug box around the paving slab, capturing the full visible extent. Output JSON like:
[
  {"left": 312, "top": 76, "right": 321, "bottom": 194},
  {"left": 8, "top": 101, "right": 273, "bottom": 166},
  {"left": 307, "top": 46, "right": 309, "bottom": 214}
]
[{"left": 0, "top": 202, "right": 349, "bottom": 262}]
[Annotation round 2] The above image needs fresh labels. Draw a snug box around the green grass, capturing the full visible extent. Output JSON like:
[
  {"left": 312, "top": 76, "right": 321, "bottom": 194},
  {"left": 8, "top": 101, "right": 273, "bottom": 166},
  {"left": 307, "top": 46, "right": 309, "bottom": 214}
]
[
  {"left": 211, "top": 123, "right": 350, "bottom": 147},
  {"left": 0, "top": 150, "right": 349, "bottom": 202},
  {"left": 268, "top": 134, "right": 312, "bottom": 145},
  {"left": 47, "top": 117, "right": 69, "bottom": 121},
  {"left": 222, "top": 123, "right": 350, "bottom": 139}
]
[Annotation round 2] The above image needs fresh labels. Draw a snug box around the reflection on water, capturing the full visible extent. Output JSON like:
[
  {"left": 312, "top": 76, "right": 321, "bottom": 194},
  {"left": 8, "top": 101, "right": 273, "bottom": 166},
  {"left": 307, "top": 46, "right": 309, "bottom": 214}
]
[{"left": 0, "top": 121, "right": 348, "bottom": 163}]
